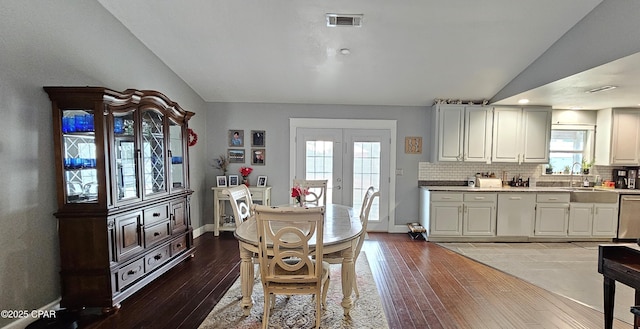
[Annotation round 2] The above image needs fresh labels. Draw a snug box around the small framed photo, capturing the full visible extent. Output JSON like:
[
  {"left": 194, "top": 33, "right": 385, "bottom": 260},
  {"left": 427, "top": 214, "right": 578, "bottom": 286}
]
[
  {"left": 251, "top": 130, "right": 266, "bottom": 147},
  {"left": 228, "top": 149, "right": 245, "bottom": 163},
  {"left": 216, "top": 175, "right": 227, "bottom": 187},
  {"left": 228, "top": 129, "right": 244, "bottom": 147},
  {"left": 251, "top": 148, "right": 266, "bottom": 165},
  {"left": 257, "top": 175, "right": 268, "bottom": 187},
  {"left": 228, "top": 175, "right": 239, "bottom": 186}
]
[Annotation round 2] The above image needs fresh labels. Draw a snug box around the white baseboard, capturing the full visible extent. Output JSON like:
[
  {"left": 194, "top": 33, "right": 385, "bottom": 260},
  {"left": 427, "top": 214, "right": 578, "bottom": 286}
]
[
  {"left": 1, "top": 299, "right": 60, "bottom": 329},
  {"left": 193, "top": 224, "right": 215, "bottom": 238}
]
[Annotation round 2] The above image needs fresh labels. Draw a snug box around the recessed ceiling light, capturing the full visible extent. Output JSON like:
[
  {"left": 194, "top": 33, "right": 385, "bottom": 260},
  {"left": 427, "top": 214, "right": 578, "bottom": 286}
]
[
  {"left": 339, "top": 48, "right": 351, "bottom": 55},
  {"left": 326, "top": 14, "right": 363, "bottom": 27},
  {"left": 569, "top": 106, "right": 583, "bottom": 110},
  {"left": 585, "top": 85, "right": 617, "bottom": 93},
  {"left": 518, "top": 99, "right": 529, "bottom": 104}
]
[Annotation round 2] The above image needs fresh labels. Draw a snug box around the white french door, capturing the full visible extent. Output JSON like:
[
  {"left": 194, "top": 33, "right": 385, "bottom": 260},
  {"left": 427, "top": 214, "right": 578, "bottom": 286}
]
[{"left": 293, "top": 124, "right": 392, "bottom": 231}]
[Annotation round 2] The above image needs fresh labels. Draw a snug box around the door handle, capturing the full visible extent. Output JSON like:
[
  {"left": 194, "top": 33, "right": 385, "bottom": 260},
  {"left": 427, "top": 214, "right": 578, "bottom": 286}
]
[{"left": 335, "top": 186, "right": 342, "bottom": 190}]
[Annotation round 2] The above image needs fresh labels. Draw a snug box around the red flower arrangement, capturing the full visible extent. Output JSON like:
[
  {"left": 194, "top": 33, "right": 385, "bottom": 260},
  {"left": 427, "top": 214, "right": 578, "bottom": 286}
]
[
  {"left": 291, "top": 185, "right": 309, "bottom": 205},
  {"left": 239, "top": 166, "right": 253, "bottom": 178}
]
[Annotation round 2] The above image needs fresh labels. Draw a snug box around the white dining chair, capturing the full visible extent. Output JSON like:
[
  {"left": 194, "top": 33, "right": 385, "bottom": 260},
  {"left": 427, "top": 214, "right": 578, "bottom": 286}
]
[{"left": 253, "top": 205, "right": 330, "bottom": 329}]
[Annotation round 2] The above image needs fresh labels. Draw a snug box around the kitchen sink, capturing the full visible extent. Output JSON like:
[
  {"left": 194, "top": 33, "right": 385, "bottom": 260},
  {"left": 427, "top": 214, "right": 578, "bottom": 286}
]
[{"left": 560, "top": 187, "right": 619, "bottom": 203}]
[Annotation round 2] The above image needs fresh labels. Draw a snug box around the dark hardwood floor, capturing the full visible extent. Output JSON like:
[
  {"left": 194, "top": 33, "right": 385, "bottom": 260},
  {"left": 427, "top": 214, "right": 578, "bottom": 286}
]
[{"left": 74, "top": 232, "right": 627, "bottom": 329}]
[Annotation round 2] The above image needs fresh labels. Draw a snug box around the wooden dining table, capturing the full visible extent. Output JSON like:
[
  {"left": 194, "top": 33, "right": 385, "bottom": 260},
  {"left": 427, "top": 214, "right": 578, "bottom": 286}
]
[{"left": 234, "top": 203, "right": 363, "bottom": 316}]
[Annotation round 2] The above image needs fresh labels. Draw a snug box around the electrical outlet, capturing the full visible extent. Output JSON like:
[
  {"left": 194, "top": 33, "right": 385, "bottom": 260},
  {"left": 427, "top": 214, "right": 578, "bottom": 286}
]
[{"left": 396, "top": 169, "right": 404, "bottom": 176}]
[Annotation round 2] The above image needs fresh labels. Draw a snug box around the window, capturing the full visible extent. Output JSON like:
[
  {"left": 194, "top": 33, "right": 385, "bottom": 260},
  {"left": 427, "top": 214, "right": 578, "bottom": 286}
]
[{"left": 547, "top": 125, "right": 594, "bottom": 174}]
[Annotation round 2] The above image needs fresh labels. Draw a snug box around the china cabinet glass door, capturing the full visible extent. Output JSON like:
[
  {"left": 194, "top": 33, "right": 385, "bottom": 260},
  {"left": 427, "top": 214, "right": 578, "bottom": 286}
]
[
  {"left": 61, "top": 109, "right": 98, "bottom": 204},
  {"left": 168, "top": 118, "right": 185, "bottom": 190},
  {"left": 114, "top": 109, "right": 139, "bottom": 202},
  {"left": 141, "top": 109, "right": 167, "bottom": 196}
]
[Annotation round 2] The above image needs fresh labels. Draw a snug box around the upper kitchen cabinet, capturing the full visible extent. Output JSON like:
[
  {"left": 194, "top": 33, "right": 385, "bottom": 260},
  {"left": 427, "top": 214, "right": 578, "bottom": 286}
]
[
  {"left": 430, "top": 105, "right": 493, "bottom": 162},
  {"left": 595, "top": 108, "right": 640, "bottom": 165},
  {"left": 492, "top": 107, "right": 551, "bottom": 164}
]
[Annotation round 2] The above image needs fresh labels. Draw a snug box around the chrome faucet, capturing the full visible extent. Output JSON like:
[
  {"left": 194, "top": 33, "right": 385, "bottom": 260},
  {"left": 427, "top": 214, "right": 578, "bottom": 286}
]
[{"left": 570, "top": 162, "right": 582, "bottom": 187}]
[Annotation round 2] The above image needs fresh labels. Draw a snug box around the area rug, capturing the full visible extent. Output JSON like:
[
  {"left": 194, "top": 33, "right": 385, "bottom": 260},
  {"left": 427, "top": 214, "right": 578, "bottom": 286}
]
[
  {"left": 437, "top": 242, "right": 635, "bottom": 324},
  {"left": 198, "top": 253, "right": 388, "bottom": 329}
]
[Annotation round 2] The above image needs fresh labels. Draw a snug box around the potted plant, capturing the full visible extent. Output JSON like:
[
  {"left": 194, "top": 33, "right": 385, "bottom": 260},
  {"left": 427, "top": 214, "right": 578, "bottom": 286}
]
[
  {"left": 582, "top": 158, "right": 594, "bottom": 175},
  {"left": 563, "top": 165, "right": 570, "bottom": 174},
  {"left": 545, "top": 164, "right": 553, "bottom": 175}
]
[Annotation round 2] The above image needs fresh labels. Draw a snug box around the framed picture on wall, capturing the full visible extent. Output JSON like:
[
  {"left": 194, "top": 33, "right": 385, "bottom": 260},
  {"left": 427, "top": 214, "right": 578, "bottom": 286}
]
[
  {"left": 228, "top": 149, "right": 245, "bottom": 163},
  {"left": 251, "top": 130, "right": 266, "bottom": 147},
  {"left": 228, "top": 129, "right": 244, "bottom": 147},
  {"left": 251, "top": 148, "right": 266, "bottom": 165},
  {"left": 257, "top": 175, "right": 268, "bottom": 187},
  {"left": 228, "top": 175, "right": 239, "bottom": 186},
  {"left": 216, "top": 176, "right": 227, "bottom": 187}
]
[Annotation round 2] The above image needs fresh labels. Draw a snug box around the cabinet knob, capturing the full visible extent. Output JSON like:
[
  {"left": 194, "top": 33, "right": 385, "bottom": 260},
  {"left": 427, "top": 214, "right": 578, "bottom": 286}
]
[
  {"left": 154, "top": 254, "right": 163, "bottom": 260},
  {"left": 154, "top": 232, "right": 160, "bottom": 236},
  {"left": 153, "top": 212, "right": 161, "bottom": 217}
]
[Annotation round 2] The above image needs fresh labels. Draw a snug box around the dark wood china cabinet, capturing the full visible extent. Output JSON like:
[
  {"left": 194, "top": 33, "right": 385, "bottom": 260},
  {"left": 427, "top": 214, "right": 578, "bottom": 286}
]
[{"left": 44, "top": 87, "right": 195, "bottom": 312}]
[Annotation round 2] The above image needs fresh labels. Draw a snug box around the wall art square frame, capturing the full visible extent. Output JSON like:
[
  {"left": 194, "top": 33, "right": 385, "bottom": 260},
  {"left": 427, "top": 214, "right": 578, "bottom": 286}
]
[
  {"left": 216, "top": 175, "right": 227, "bottom": 187},
  {"left": 228, "top": 149, "right": 245, "bottom": 163},
  {"left": 257, "top": 175, "right": 268, "bottom": 187},
  {"left": 251, "top": 130, "right": 266, "bottom": 147},
  {"left": 228, "top": 175, "right": 239, "bottom": 186},
  {"left": 405, "top": 136, "right": 422, "bottom": 154},
  {"left": 228, "top": 129, "right": 244, "bottom": 147},
  {"left": 251, "top": 148, "right": 266, "bottom": 165}
]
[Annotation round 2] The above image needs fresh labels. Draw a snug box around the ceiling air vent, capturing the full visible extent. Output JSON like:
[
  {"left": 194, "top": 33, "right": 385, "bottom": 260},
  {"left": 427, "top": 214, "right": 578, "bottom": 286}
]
[{"left": 326, "top": 14, "right": 363, "bottom": 27}]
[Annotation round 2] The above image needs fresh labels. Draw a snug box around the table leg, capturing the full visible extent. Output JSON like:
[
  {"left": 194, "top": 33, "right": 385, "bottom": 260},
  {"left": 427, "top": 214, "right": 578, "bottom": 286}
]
[
  {"left": 603, "top": 277, "right": 615, "bottom": 329},
  {"left": 341, "top": 249, "right": 355, "bottom": 316},
  {"left": 239, "top": 244, "right": 254, "bottom": 316}
]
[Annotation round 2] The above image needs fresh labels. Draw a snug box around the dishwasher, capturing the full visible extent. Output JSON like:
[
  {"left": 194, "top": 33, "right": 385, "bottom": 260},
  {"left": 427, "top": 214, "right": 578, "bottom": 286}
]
[{"left": 618, "top": 195, "right": 640, "bottom": 239}]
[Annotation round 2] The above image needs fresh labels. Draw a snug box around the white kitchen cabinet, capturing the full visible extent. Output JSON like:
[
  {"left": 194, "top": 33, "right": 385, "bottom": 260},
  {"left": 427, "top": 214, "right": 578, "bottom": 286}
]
[
  {"left": 429, "top": 192, "right": 463, "bottom": 236},
  {"left": 429, "top": 192, "right": 496, "bottom": 237},
  {"left": 431, "top": 105, "right": 492, "bottom": 162},
  {"left": 568, "top": 204, "right": 593, "bottom": 237},
  {"left": 534, "top": 193, "right": 569, "bottom": 236},
  {"left": 492, "top": 107, "right": 551, "bottom": 163},
  {"left": 569, "top": 202, "right": 618, "bottom": 237},
  {"left": 462, "top": 193, "right": 496, "bottom": 236},
  {"left": 592, "top": 203, "right": 618, "bottom": 237},
  {"left": 595, "top": 108, "right": 640, "bottom": 165},
  {"left": 496, "top": 193, "right": 536, "bottom": 236}
]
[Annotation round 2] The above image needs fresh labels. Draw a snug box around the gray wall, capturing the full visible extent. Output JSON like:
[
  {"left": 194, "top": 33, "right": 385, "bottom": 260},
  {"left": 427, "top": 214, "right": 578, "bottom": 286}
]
[
  {"left": 0, "top": 1, "right": 207, "bottom": 327},
  {"left": 203, "top": 102, "right": 429, "bottom": 229}
]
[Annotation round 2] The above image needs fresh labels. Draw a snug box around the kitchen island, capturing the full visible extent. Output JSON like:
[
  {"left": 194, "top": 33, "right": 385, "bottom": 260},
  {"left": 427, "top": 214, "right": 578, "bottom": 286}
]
[{"left": 420, "top": 185, "right": 637, "bottom": 242}]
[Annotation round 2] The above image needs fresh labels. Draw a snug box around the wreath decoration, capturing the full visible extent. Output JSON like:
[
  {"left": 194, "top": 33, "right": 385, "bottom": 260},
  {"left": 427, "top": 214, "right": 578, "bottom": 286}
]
[{"left": 188, "top": 128, "right": 198, "bottom": 147}]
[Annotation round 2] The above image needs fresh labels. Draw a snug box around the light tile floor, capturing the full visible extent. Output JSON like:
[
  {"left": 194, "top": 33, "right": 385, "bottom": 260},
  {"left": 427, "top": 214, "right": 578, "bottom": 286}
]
[{"left": 438, "top": 241, "right": 636, "bottom": 325}]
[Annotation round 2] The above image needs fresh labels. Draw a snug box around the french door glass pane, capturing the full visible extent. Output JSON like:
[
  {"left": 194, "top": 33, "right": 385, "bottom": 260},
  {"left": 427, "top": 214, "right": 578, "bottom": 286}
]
[
  {"left": 305, "top": 141, "right": 333, "bottom": 201},
  {"left": 353, "top": 142, "right": 380, "bottom": 221}
]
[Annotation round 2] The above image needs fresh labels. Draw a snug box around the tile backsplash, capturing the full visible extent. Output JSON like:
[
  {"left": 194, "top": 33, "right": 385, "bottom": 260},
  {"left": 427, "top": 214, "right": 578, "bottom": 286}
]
[{"left": 418, "top": 162, "right": 613, "bottom": 184}]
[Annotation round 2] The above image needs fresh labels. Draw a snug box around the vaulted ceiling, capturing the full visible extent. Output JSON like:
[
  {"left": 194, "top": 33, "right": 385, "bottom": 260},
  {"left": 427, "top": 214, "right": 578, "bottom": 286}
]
[{"left": 98, "top": 0, "right": 640, "bottom": 109}]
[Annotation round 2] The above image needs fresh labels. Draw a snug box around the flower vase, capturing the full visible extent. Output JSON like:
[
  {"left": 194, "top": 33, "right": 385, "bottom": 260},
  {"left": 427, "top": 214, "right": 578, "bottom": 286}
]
[
  {"left": 243, "top": 177, "right": 249, "bottom": 186},
  {"left": 295, "top": 196, "right": 303, "bottom": 207}
]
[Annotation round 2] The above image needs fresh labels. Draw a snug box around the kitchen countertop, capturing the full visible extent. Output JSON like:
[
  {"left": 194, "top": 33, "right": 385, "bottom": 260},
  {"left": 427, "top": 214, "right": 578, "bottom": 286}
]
[{"left": 421, "top": 186, "right": 640, "bottom": 194}]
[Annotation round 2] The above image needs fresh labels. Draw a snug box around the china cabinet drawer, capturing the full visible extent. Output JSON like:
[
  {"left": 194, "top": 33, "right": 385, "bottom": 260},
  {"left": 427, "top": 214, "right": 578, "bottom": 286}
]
[
  {"left": 537, "top": 193, "right": 570, "bottom": 203},
  {"left": 117, "top": 258, "right": 145, "bottom": 289},
  {"left": 145, "top": 245, "right": 171, "bottom": 273},
  {"left": 144, "top": 220, "right": 170, "bottom": 248},
  {"left": 431, "top": 193, "right": 463, "bottom": 202},
  {"left": 144, "top": 204, "right": 169, "bottom": 225},
  {"left": 171, "top": 235, "right": 188, "bottom": 255}
]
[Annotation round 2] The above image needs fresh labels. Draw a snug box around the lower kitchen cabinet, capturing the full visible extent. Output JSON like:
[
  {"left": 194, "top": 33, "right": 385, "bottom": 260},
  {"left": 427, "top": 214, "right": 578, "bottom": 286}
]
[
  {"left": 462, "top": 193, "right": 496, "bottom": 236},
  {"left": 496, "top": 193, "right": 536, "bottom": 236},
  {"left": 568, "top": 203, "right": 618, "bottom": 237},
  {"left": 534, "top": 193, "right": 570, "bottom": 236},
  {"left": 428, "top": 192, "right": 496, "bottom": 237}
]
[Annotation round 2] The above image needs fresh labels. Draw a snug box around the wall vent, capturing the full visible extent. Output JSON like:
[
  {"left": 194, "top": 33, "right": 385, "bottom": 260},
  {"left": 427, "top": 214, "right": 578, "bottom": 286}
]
[{"left": 326, "top": 14, "right": 363, "bottom": 27}]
